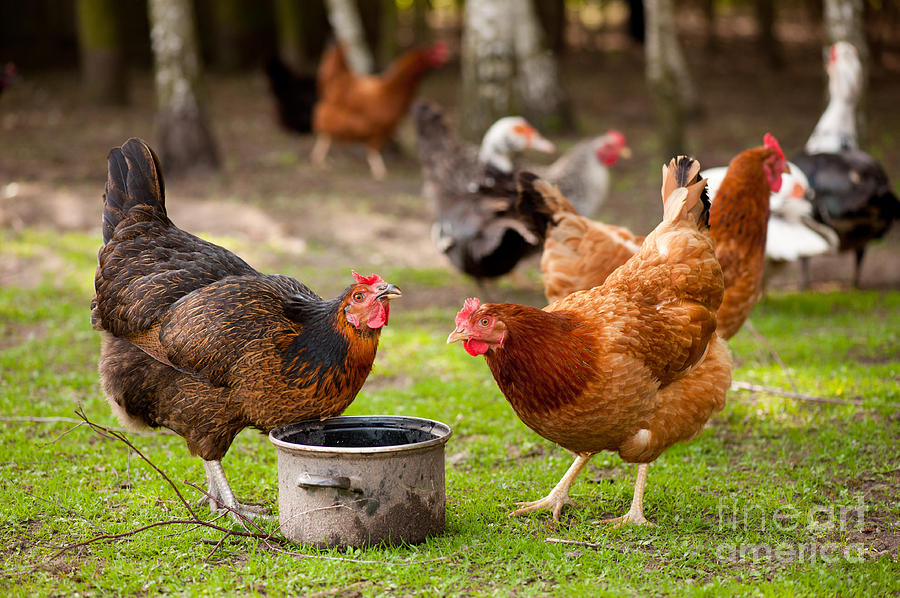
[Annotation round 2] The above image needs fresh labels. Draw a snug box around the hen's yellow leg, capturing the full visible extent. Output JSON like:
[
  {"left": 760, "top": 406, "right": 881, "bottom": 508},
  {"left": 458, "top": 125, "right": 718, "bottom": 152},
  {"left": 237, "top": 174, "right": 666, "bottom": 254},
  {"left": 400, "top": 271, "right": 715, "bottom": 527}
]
[
  {"left": 366, "top": 148, "right": 387, "bottom": 180},
  {"left": 596, "top": 463, "right": 655, "bottom": 527},
  {"left": 200, "top": 459, "right": 270, "bottom": 522},
  {"left": 510, "top": 453, "right": 592, "bottom": 520},
  {"left": 310, "top": 134, "right": 332, "bottom": 166}
]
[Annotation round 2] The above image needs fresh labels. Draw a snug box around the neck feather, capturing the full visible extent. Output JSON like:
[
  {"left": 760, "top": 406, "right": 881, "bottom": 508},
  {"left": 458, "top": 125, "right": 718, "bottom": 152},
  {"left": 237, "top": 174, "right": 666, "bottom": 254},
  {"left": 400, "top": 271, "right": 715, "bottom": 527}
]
[{"left": 484, "top": 305, "right": 598, "bottom": 416}]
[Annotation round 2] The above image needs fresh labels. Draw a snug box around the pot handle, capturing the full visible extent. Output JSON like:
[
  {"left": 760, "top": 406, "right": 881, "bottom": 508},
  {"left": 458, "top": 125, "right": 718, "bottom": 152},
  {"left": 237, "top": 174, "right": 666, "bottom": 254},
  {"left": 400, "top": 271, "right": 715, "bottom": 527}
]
[{"left": 296, "top": 473, "right": 359, "bottom": 492}]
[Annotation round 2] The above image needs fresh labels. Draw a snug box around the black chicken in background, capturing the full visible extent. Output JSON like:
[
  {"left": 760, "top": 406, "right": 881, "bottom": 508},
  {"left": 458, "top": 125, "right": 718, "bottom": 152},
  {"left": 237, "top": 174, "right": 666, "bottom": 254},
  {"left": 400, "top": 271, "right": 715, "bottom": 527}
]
[{"left": 264, "top": 55, "right": 317, "bottom": 134}]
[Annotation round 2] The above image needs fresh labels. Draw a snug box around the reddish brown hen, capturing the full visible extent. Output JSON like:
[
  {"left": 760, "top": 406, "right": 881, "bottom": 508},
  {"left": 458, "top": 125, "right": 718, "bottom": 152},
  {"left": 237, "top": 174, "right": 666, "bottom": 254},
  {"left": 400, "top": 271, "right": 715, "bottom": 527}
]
[
  {"left": 519, "top": 134, "right": 787, "bottom": 339},
  {"left": 449, "top": 156, "right": 732, "bottom": 525},
  {"left": 92, "top": 138, "right": 401, "bottom": 519},
  {"left": 311, "top": 41, "right": 447, "bottom": 179}
]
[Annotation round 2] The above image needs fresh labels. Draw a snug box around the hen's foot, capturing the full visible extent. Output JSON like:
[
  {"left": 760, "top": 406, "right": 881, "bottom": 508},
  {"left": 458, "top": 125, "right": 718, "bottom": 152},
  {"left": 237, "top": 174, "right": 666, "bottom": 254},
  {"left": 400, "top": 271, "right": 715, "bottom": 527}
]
[
  {"left": 196, "top": 495, "right": 271, "bottom": 520},
  {"left": 509, "top": 492, "right": 575, "bottom": 520},
  {"left": 201, "top": 459, "right": 272, "bottom": 522},
  {"left": 593, "top": 509, "right": 656, "bottom": 528},
  {"left": 509, "top": 454, "right": 593, "bottom": 521}
]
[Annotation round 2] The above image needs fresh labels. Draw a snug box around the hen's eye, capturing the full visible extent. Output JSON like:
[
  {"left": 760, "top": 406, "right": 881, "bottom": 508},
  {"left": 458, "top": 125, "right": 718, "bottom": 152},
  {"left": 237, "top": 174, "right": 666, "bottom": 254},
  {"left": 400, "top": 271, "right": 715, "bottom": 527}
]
[
  {"left": 353, "top": 292, "right": 365, "bottom": 303},
  {"left": 479, "top": 317, "right": 490, "bottom": 327}
]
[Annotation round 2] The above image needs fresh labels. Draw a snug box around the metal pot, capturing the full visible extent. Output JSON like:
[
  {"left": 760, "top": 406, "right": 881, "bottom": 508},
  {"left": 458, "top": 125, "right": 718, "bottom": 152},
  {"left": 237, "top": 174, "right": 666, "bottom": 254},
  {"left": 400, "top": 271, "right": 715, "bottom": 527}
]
[{"left": 269, "top": 415, "right": 453, "bottom": 548}]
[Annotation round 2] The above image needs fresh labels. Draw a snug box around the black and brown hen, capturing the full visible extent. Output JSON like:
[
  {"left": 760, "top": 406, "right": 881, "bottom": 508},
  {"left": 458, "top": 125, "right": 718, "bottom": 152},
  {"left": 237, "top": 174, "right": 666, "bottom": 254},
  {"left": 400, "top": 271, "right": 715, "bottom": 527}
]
[{"left": 91, "top": 138, "right": 401, "bottom": 519}]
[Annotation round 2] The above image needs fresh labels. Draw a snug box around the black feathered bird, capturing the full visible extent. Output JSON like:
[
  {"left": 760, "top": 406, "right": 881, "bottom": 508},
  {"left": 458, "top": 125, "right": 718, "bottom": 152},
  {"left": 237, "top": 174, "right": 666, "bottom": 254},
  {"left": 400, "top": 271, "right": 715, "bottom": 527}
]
[
  {"left": 793, "top": 151, "right": 899, "bottom": 288},
  {"left": 265, "top": 55, "right": 317, "bottom": 134}
]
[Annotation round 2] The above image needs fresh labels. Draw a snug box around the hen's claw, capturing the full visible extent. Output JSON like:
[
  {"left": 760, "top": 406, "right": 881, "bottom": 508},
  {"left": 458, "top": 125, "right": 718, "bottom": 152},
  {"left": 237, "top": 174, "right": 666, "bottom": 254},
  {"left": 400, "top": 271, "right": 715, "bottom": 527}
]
[
  {"left": 509, "top": 494, "right": 575, "bottom": 520},
  {"left": 594, "top": 509, "right": 655, "bottom": 528}
]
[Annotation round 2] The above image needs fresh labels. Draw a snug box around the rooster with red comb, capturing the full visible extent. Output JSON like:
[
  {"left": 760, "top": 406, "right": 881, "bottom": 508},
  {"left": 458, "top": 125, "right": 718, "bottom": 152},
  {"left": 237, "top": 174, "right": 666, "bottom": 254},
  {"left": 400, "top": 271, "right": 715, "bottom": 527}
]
[{"left": 708, "top": 132, "right": 788, "bottom": 339}]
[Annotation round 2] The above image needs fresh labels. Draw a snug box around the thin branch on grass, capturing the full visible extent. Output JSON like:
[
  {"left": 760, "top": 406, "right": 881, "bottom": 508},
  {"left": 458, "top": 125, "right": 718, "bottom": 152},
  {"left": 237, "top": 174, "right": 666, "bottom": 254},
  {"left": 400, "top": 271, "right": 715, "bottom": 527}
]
[
  {"left": 545, "top": 537, "right": 628, "bottom": 554},
  {"left": 39, "top": 421, "right": 87, "bottom": 448},
  {"left": 744, "top": 319, "right": 798, "bottom": 392},
  {"left": 546, "top": 537, "right": 603, "bottom": 548},
  {"left": 74, "top": 406, "right": 201, "bottom": 521},
  {"left": 23, "top": 492, "right": 108, "bottom": 534},
  {"left": 204, "top": 531, "right": 236, "bottom": 562},
  {"left": 729, "top": 381, "right": 863, "bottom": 406},
  {"left": 0, "top": 415, "right": 161, "bottom": 436}
]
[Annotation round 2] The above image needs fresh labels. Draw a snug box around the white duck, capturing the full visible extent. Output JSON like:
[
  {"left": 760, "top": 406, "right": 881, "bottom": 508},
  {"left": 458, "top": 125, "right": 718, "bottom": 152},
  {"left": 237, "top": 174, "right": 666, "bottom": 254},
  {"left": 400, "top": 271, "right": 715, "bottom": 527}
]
[{"left": 804, "top": 41, "right": 861, "bottom": 154}]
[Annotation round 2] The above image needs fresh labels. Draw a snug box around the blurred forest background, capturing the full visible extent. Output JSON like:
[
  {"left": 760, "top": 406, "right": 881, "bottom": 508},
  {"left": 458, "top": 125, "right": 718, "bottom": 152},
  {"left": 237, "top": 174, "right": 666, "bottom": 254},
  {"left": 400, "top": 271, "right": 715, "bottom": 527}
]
[{"left": 1, "top": 0, "right": 899, "bottom": 291}]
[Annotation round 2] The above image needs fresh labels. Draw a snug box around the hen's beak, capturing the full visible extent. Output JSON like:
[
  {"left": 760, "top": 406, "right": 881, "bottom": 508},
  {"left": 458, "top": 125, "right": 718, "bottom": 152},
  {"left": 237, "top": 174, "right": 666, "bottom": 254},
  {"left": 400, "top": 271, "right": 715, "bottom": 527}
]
[
  {"left": 376, "top": 284, "right": 402, "bottom": 300},
  {"left": 783, "top": 162, "right": 791, "bottom": 174},
  {"left": 446, "top": 328, "right": 468, "bottom": 344},
  {"left": 619, "top": 146, "right": 632, "bottom": 159}
]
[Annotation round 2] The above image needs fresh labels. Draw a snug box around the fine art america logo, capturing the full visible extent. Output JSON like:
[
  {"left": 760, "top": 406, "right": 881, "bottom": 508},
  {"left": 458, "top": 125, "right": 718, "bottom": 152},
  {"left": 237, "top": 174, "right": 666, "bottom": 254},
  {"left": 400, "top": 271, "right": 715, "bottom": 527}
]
[{"left": 715, "top": 497, "right": 868, "bottom": 563}]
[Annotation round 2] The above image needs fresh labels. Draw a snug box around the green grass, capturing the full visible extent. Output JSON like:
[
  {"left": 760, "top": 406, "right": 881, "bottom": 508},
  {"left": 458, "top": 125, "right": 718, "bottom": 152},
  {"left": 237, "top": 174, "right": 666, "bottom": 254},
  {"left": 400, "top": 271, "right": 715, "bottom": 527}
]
[{"left": 0, "top": 229, "right": 898, "bottom": 597}]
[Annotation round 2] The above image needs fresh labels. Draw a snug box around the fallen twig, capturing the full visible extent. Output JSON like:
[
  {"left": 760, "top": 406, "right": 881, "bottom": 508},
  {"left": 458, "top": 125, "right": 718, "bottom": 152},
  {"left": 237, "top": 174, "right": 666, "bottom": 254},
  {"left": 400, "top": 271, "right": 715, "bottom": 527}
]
[
  {"left": 546, "top": 537, "right": 603, "bottom": 548},
  {"left": 730, "top": 381, "right": 863, "bottom": 406},
  {"left": 0, "top": 415, "right": 162, "bottom": 436},
  {"left": 545, "top": 537, "right": 628, "bottom": 554},
  {"left": 23, "top": 492, "right": 108, "bottom": 534},
  {"left": 75, "top": 407, "right": 201, "bottom": 521}
]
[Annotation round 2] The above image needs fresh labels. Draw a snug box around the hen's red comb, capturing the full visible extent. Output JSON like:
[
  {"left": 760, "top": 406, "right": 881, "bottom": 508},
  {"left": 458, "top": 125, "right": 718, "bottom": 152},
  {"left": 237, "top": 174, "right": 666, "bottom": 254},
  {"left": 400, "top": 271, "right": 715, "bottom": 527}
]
[
  {"left": 607, "top": 130, "right": 626, "bottom": 146},
  {"left": 763, "top": 133, "right": 784, "bottom": 160},
  {"left": 455, "top": 297, "right": 481, "bottom": 327},
  {"left": 352, "top": 271, "right": 385, "bottom": 286}
]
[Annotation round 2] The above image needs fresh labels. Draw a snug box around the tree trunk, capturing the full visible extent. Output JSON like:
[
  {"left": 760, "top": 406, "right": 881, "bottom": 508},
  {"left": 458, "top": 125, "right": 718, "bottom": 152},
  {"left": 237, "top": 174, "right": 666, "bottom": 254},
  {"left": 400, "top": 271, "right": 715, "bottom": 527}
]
[
  {"left": 702, "top": 0, "right": 716, "bottom": 50},
  {"left": 300, "top": 0, "right": 331, "bottom": 65},
  {"left": 274, "top": 0, "right": 308, "bottom": 72},
  {"left": 378, "top": 0, "right": 399, "bottom": 69},
  {"left": 76, "top": 0, "right": 128, "bottom": 105},
  {"left": 534, "top": 0, "right": 566, "bottom": 55},
  {"left": 460, "top": 0, "right": 515, "bottom": 141},
  {"left": 513, "top": 0, "right": 573, "bottom": 133},
  {"left": 755, "top": 0, "right": 783, "bottom": 69},
  {"left": 209, "top": 0, "right": 258, "bottom": 71},
  {"left": 628, "top": 0, "right": 646, "bottom": 44},
  {"left": 657, "top": 0, "right": 701, "bottom": 119},
  {"left": 412, "top": 0, "right": 430, "bottom": 45},
  {"left": 324, "top": 0, "right": 373, "bottom": 74},
  {"left": 824, "top": 0, "right": 868, "bottom": 139},
  {"left": 148, "top": 0, "right": 219, "bottom": 176},
  {"left": 645, "top": 0, "right": 685, "bottom": 159}
]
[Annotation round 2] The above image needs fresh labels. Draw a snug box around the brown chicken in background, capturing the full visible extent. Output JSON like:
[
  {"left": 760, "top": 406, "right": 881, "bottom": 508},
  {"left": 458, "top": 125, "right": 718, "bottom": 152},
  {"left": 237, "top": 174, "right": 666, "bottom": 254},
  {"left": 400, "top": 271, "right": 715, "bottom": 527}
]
[
  {"left": 311, "top": 41, "right": 448, "bottom": 179},
  {"left": 92, "top": 138, "right": 401, "bottom": 519},
  {"left": 519, "top": 134, "right": 788, "bottom": 339},
  {"left": 710, "top": 133, "right": 786, "bottom": 338},
  {"left": 517, "top": 171, "right": 644, "bottom": 304},
  {"left": 449, "top": 157, "right": 733, "bottom": 525}
]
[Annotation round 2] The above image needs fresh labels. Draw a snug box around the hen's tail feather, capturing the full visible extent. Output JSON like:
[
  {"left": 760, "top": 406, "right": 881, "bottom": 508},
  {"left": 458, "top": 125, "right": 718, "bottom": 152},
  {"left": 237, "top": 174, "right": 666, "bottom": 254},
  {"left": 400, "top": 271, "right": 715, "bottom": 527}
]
[
  {"left": 264, "top": 55, "right": 316, "bottom": 133},
  {"left": 516, "top": 171, "right": 577, "bottom": 241},
  {"left": 660, "top": 156, "right": 710, "bottom": 229},
  {"left": 102, "top": 138, "right": 166, "bottom": 244}
]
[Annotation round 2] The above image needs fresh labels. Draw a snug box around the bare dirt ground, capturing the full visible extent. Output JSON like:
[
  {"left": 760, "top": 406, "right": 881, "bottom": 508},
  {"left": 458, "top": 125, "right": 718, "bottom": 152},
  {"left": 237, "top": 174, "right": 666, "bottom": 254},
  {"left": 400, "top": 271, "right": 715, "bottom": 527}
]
[{"left": 1, "top": 14, "right": 899, "bottom": 297}]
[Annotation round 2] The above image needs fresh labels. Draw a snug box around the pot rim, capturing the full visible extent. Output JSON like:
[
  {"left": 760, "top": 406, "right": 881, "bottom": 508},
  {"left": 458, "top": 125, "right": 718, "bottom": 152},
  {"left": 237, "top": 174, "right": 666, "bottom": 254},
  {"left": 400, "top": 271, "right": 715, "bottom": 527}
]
[{"left": 269, "top": 414, "right": 453, "bottom": 456}]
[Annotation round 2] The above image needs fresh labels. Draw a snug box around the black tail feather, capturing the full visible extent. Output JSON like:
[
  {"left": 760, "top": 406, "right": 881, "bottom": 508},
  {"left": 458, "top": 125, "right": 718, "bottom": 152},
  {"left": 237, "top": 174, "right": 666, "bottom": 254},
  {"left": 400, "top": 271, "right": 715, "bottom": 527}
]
[
  {"left": 102, "top": 138, "right": 166, "bottom": 244},
  {"left": 265, "top": 55, "right": 316, "bottom": 133},
  {"left": 515, "top": 171, "right": 557, "bottom": 241},
  {"left": 672, "top": 155, "right": 710, "bottom": 229}
]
